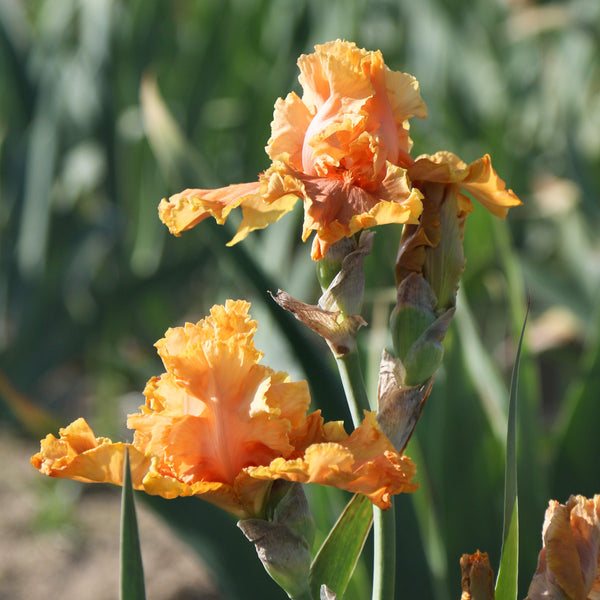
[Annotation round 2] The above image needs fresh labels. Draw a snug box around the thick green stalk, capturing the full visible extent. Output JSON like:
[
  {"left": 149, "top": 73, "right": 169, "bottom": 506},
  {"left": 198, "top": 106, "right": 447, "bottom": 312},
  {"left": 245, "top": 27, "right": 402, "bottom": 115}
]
[
  {"left": 334, "top": 350, "right": 395, "bottom": 600},
  {"left": 335, "top": 351, "right": 372, "bottom": 427},
  {"left": 372, "top": 504, "right": 396, "bottom": 600}
]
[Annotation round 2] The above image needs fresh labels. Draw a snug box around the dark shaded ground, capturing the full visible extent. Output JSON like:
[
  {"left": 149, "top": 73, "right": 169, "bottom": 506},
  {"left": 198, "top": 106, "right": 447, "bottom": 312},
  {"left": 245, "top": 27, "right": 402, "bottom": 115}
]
[{"left": 0, "top": 430, "right": 221, "bottom": 600}]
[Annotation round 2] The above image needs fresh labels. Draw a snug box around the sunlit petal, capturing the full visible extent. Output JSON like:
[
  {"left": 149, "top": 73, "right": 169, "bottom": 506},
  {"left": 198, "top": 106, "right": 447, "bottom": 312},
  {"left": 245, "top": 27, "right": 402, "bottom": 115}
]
[
  {"left": 246, "top": 411, "right": 417, "bottom": 509},
  {"left": 408, "top": 151, "right": 522, "bottom": 218},
  {"left": 33, "top": 301, "right": 417, "bottom": 518},
  {"left": 31, "top": 418, "right": 151, "bottom": 487},
  {"left": 158, "top": 181, "right": 261, "bottom": 235}
]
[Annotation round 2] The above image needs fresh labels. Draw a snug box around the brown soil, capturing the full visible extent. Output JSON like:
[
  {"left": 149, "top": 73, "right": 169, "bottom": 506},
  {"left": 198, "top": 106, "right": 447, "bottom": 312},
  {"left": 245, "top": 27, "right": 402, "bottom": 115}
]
[{"left": 0, "top": 430, "right": 222, "bottom": 600}]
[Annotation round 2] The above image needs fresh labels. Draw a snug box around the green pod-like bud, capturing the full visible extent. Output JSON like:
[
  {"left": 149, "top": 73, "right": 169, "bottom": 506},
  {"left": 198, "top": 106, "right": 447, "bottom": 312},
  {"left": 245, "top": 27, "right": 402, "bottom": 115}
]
[
  {"left": 422, "top": 187, "right": 466, "bottom": 311},
  {"left": 238, "top": 481, "right": 315, "bottom": 599},
  {"left": 402, "top": 338, "right": 444, "bottom": 387},
  {"left": 318, "top": 232, "right": 374, "bottom": 317},
  {"left": 317, "top": 237, "right": 355, "bottom": 292},
  {"left": 389, "top": 273, "right": 454, "bottom": 387},
  {"left": 390, "top": 303, "right": 437, "bottom": 362}
]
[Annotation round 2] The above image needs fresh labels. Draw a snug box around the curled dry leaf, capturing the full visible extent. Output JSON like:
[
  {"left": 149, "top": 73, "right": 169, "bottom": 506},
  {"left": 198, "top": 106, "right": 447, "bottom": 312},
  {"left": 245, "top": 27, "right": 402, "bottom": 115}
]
[
  {"left": 272, "top": 290, "right": 366, "bottom": 357},
  {"left": 376, "top": 350, "right": 433, "bottom": 453}
]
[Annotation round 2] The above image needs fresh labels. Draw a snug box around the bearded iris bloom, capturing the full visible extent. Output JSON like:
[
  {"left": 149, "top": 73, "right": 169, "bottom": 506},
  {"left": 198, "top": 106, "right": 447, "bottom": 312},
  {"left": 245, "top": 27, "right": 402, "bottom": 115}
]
[
  {"left": 159, "top": 41, "right": 521, "bottom": 263},
  {"left": 159, "top": 40, "right": 426, "bottom": 260},
  {"left": 32, "top": 300, "right": 416, "bottom": 519}
]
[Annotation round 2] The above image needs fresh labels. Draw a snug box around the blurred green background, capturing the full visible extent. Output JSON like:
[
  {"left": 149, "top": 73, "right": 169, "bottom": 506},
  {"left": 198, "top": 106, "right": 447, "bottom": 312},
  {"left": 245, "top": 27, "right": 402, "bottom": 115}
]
[{"left": 1, "top": 0, "right": 599, "bottom": 598}]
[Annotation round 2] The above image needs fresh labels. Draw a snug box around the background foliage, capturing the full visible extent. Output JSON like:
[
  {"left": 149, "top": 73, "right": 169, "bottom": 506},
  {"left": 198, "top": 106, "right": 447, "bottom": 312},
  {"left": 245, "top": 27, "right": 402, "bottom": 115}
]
[{"left": 1, "top": 0, "right": 599, "bottom": 598}]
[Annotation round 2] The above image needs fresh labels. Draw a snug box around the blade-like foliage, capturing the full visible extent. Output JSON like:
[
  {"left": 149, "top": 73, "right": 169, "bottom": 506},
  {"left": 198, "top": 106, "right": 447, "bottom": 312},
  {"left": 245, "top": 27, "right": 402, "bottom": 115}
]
[
  {"left": 309, "top": 494, "right": 373, "bottom": 599},
  {"left": 120, "top": 450, "right": 146, "bottom": 600},
  {"left": 495, "top": 306, "right": 528, "bottom": 600}
]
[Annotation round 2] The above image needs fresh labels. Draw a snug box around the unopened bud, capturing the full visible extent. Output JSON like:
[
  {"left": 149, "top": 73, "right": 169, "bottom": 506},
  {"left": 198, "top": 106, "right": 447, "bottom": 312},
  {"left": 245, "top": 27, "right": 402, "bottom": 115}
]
[
  {"left": 460, "top": 551, "right": 495, "bottom": 600},
  {"left": 238, "top": 482, "right": 315, "bottom": 599},
  {"left": 422, "top": 186, "right": 467, "bottom": 311},
  {"left": 390, "top": 273, "right": 454, "bottom": 387},
  {"left": 317, "top": 236, "right": 356, "bottom": 292},
  {"left": 318, "top": 231, "right": 374, "bottom": 317}
]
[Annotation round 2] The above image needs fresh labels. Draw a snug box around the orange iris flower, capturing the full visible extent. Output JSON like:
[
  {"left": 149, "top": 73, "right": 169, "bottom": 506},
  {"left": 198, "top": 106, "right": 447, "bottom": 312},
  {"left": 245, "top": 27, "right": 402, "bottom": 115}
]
[
  {"left": 526, "top": 494, "right": 600, "bottom": 600},
  {"left": 31, "top": 300, "right": 416, "bottom": 519},
  {"left": 158, "top": 40, "right": 427, "bottom": 260}
]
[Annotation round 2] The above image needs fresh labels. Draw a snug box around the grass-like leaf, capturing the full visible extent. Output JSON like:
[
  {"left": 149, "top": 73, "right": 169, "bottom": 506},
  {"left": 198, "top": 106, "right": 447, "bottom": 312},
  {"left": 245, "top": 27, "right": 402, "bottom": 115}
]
[
  {"left": 455, "top": 290, "right": 508, "bottom": 444},
  {"left": 309, "top": 494, "right": 373, "bottom": 599},
  {"left": 495, "top": 304, "right": 528, "bottom": 600},
  {"left": 407, "top": 436, "right": 450, "bottom": 600},
  {"left": 120, "top": 449, "right": 146, "bottom": 600}
]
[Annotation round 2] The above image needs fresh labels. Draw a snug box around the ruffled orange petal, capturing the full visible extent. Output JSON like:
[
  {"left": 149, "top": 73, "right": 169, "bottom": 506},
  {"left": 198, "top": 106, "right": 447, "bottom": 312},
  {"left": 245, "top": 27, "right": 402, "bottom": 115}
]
[
  {"left": 297, "top": 40, "right": 425, "bottom": 179},
  {"left": 461, "top": 155, "right": 522, "bottom": 218},
  {"left": 298, "top": 41, "right": 373, "bottom": 114},
  {"left": 246, "top": 411, "right": 417, "bottom": 509},
  {"left": 261, "top": 160, "right": 422, "bottom": 260},
  {"left": 133, "top": 301, "right": 311, "bottom": 485},
  {"left": 408, "top": 151, "right": 522, "bottom": 218},
  {"left": 384, "top": 67, "right": 428, "bottom": 123},
  {"left": 227, "top": 191, "right": 299, "bottom": 246},
  {"left": 131, "top": 300, "right": 318, "bottom": 518},
  {"left": 160, "top": 41, "right": 430, "bottom": 256},
  {"left": 158, "top": 181, "right": 261, "bottom": 235},
  {"left": 142, "top": 464, "right": 272, "bottom": 520},
  {"left": 31, "top": 418, "right": 151, "bottom": 487},
  {"left": 297, "top": 44, "right": 332, "bottom": 111},
  {"left": 267, "top": 92, "right": 315, "bottom": 169}
]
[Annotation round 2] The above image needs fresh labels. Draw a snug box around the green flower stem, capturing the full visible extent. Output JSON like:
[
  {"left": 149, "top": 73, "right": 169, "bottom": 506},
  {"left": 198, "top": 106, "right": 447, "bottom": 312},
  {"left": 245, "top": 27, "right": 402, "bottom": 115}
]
[
  {"left": 334, "top": 350, "right": 395, "bottom": 600},
  {"left": 372, "top": 503, "right": 396, "bottom": 600},
  {"left": 335, "top": 351, "right": 372, "bottom": 428}
]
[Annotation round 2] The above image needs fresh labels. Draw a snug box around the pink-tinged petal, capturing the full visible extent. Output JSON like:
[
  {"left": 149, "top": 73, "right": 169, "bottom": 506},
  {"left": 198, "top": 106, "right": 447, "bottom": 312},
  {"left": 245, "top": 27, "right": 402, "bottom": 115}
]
[
  {"left": 289, "top": 161, "right": 422, "bottom": 259},
  {"left": 267, "top": 92, "right": 314, "bottom": 168},
  {"left": 158, "top": 181, "right": 261, "bottom": 235}
]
